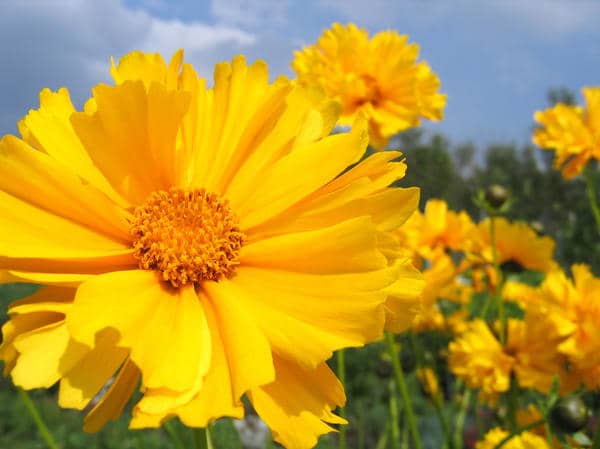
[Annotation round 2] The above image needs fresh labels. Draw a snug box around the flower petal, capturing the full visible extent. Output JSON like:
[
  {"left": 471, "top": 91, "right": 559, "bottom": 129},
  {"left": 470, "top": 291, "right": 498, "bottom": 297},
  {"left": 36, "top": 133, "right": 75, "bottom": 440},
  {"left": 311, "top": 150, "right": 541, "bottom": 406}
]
[
  {"left": 203, "top": 279, "right": 274, "bottom": 398},
  {"left": 83, "top": 359, "right": 141, "bottom": 433},
  {"left": 68, "top": 270, "right": 210, "bottom": 393},
  {"left": 221, "top": 266, "right": 391, "bottom": 367},
  {"left": 249, "top": 356, "right": 345, "bottom": 449},
  {"left": 131, "top": 295, "right": 244, "bottom": 427},
  {"left": 241, "top": 216, "right": 387, "bottom": 273},
  {"left": 71, "top": 81, "right": 189, "bottom": 204}
]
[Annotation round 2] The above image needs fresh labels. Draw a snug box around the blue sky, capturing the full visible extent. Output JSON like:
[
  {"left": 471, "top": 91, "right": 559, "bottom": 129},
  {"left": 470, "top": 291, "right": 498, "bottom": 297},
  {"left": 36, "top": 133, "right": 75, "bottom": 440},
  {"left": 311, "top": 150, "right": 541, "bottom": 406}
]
[{"left": 2, "top": 0, "right": 600, "bottom": 148}]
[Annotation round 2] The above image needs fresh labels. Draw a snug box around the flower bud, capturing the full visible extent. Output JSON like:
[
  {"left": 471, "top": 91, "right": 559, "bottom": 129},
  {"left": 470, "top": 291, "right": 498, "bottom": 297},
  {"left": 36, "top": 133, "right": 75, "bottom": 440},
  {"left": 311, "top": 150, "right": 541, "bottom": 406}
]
[
  {"left": 485, "top": 184, "right": 510, "bottom": 209},
  {"left": 551, "top": 396, "right": 589, "bottom": 434}
]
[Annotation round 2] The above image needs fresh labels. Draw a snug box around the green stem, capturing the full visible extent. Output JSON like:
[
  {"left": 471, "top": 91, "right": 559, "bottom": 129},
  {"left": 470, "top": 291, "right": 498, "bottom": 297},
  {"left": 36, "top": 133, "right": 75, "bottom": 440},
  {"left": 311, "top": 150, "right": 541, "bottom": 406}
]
[
  {"left": 506, "top": 377, "right": 519, "bottom": 432},
  {"left": 135, "top": 432, "right": 146, "bottom": 449},
  {"left": 17, "top": 388, "right": 59, "bottom": 449},
  {"left": 585, "top": 166, "right": 600, "bottom": 234},
  {"left": 374, "top": 418, "right": 390, "bottom": 449},
  {"left": 164, "top": 421, "right": 185, "bottom": 449},
  {"left": 193, "top": 427, "right": 214, "bottom": 449},
  {"left": 489, "top": 215, "right": 506, "bottom": 344},
  {"left": 385, "top": 331, "right": 423, "bottom": 449},
  {"left": 337, "top": 349, "right": 347, "bottom": 449},
  {"left": 409, "top": 333, "right": 453, "bottom": 449},
  {"left": 592, "top": 418, "right": 600, "bottom": 449},
  {"left": 493, "top": 419, "right": 546, "bottom": 449},
  {"left": 452, "top": 387, "right": 472, "bottom": 449},
  {"left": 388, "top": 379, "right": 400, "bottom": 449}
]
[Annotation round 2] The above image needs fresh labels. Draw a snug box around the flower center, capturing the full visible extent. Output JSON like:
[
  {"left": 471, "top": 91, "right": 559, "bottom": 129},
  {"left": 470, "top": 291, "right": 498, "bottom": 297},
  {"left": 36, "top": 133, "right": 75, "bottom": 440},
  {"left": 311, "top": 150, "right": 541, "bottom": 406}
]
[{"left": 130, "top": 188, "right": 245, "bottom": 288}]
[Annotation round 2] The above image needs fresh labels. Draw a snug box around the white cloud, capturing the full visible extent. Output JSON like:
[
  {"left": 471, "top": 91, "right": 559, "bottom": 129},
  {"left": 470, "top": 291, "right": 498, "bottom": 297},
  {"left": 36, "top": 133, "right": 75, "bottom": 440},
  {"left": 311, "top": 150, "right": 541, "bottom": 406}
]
[{"left": 0, "top": 0, "right": 256, "bottom": 134}]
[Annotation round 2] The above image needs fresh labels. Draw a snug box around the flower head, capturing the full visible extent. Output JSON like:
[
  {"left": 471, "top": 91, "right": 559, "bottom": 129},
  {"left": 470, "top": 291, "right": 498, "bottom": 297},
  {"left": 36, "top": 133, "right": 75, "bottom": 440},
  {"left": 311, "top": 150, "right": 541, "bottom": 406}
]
[
  {"left": 0, "top": 50, "right": 422, "bottom": 448},
  {"left": 533, "top": 87, "right": 600, "bottom": 179},
  {"left": 292, "top": 23, "right": 446, "bottom": 149},
  {"left": 448, "top": 320, "right": 514, "bottom": 402}
]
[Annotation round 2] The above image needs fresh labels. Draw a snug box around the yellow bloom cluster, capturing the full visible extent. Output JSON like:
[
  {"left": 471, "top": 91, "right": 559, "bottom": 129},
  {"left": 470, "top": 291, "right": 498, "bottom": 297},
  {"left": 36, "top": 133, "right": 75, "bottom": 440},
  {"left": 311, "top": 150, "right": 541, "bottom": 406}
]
[
  {"left": 293, "top": 23, "right": 446, "bottom": 149},
  {"left": 475, "top": 427, "right": 551, "bottom": 449},
  {"left": 505, "top": 264, "right": 600, "bottom": 391},
  {"left": 0, "top": 50, "right": 424, "bottom": 448},
  {"left": 533, "top": 87, "right": 600, "bottom": 179}
]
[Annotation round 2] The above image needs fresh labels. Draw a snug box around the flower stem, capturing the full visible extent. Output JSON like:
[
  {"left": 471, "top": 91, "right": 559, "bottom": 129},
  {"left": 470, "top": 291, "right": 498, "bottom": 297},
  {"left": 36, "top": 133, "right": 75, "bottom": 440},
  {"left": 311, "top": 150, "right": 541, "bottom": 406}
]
[
  {"left": 337, "top": 349, "right": 347, "bottom": 449},
  {"left": 452, "top": 386, "right": 472, "bottom": 449},
  {"left": 388, "top": 380, "right": 400, "bottom": 449},
  {"left": 17, "top": 388, "right": 59, "bottom": 449},
  {"left": 193, "top": 427, "right": 214, "bottom": 449},
  {"left": 385, "top": 331, "right": 423, "bottom": 449},
  {"left": 585, "top": 166, "right": 600, "bottom": 234},
  {"left": 493, "top": 419, "right": 546, "bottom": 449},
  {"left": 164, "top": 421, "right": 185, "bottom": 449},
  {"left": 592, "top": 419, "right": 600, "bottom": 449},
  {"left": 489, "top": 215, "right": 506, "bottom": 344}
]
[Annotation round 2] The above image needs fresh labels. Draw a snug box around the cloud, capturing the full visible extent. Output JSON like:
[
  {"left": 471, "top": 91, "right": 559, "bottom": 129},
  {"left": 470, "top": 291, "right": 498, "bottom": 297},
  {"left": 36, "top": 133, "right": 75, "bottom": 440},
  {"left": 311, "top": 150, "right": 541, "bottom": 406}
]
[{"left": 0, "top": 0, "right": 255, "bottom": 134}]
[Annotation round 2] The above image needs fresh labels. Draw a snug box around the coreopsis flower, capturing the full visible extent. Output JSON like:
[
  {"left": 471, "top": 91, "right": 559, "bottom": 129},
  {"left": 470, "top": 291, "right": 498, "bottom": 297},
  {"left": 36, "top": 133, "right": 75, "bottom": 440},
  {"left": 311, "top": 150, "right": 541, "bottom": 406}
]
[
  {"left": 467, "top": 217, "right": 557, "bottom": 275},
  {"left": 292, "top": 23, "right": 446, "bottom": 149},
  {"left": 475, "top": 427, "right": 551, "bottom": 449},
  {"left": 533, "top": 87, "right": 600, "bottom": 179},
  {"left": 398, "top": 199, "right": 475, "bottom": 259},
  {"left": 448, "top": 320, "right": 514, "bottom": 401},
  {"left": 416, "top": 367, "right": 439, "bottom": 398},
  {"left": 0, "top": 50, "right": 423, "bottom": 448},
  {"left": 504, "top": 265, "right": 600, "bottom": 392}
]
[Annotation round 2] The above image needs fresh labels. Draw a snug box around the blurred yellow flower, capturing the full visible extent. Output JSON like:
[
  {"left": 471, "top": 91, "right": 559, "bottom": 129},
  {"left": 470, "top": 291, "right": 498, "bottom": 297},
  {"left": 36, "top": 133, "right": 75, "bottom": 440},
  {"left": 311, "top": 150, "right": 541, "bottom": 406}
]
[
  {"left": 292, "top": 23, "right": 446, "bottom": 149},
  {"left": 504, "top": 264, "right": 600, "bottom": 392},
  {"left": 0, "top": 50, "right": 423, "bottom": 448},
  {"left": 448, "top": 320, "right": 514, "bottom": 401},
  {"left": 467, "top": 217, "right": 556, "bottom": 274},
  {"left": 417, "top": 367, "right": 440, "bottom": 397},
  {"left": 533, "top": 87, "right": 600, "bottom": 179},
  {"left": 399, "top": 199, "right": 475, "bottom": 259},
  {"left": 475, "top": 427, "right": 551, "bottom": 449}
]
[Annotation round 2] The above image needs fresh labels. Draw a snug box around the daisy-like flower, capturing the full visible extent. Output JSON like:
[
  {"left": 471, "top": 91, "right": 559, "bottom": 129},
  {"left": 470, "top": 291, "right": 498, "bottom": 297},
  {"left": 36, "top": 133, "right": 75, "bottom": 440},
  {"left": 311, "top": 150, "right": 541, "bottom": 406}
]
[
  {"left": 448, "top": 320, "right": 514, "bottom": 402},
  {"left": 398, "top": 199, "right": 475, "bottom": 260},
  {"left": 292, "top": 23, "right": 446, "bottom": 149},
  {"left": 0, "top": 50, "right": 423, "bottom": 448},
  {"left": 467, "top": 217, "right": 557, "bottom": 275},
  {"left": 475, "top": 427, "right": 551, "bottom": 449},
  {"left": 533, "top": 87, "right": 600, "bottom": 179}
]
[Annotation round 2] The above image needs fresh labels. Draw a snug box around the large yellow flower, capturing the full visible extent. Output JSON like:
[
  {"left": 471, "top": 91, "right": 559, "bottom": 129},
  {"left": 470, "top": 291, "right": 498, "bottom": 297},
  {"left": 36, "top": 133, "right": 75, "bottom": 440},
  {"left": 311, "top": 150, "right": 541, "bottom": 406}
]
[
  {"left": 0, "top": 50, "right": 422, "bottom": 448},
  {"left": 292, "top": 23, "right": 446, "bottom": 149},
  {"left": 533, "top": 87, "right": 600, "bottom": 179}
]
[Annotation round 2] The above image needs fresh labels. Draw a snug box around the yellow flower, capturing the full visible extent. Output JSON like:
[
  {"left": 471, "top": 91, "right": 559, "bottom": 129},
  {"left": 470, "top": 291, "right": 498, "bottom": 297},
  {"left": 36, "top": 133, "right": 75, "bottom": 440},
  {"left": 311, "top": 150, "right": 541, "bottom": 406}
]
[
  {"left": 416, "top": 367, "right": 439, "bottom": 397},
  {"left": 467, "top": 217, "right": 556, "bottom": 274},
  {"left": 475, "top": 427, "right": 551, "bottom": 449},
  {"left": 533, "top": 87, "right": 600, "bottom": 179},
  {"left": 0, "top": 50, "right": 422, "bottom": 448},
  {"left": 448, "top": 320, "right": 514, "bottom": 401},
  {"left": 292, "top": 23, "right": 446, "bottom": 149},
  {"left": 504, "top": 265, "right": 600, "bottom": 392},
  {"left": 398, "top": 199, "right": 475, "bottom": 259}
]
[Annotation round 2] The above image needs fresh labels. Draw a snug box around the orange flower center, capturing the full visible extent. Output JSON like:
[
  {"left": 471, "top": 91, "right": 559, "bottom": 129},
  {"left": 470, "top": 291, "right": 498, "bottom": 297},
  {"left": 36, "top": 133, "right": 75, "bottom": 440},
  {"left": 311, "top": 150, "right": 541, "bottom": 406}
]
[{"left": 130, "top": 188, "right": 245, "bottom": 288}]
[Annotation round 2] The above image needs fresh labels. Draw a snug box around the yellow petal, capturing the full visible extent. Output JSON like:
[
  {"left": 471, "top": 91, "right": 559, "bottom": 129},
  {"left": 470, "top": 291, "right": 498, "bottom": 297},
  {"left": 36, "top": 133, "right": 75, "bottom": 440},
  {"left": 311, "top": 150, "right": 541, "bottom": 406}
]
[
  {"left": 12, "top": 321, "right": 89, "bottom": 389},
  {"left": 224, "top": 266, "right": 388, "bottom": 367},
  {"left": 203, "top": 279, "right": 274, "bottom": 398},
  {"left": 0, "top": 271, "right": 93, "bottom": 287},
  {"left": 250, "top": 356, "right": 346, "bottom": 449},
  {"left": 383, "top": 260, "right": 424, "bottom": 332},
  {"left": 0, "top": 135, "right": 130, "bottom": 241},
  {"left": 131, "top": 296, "right": 244, "bottom": 427},
  {"left": 59, "top": 332, "right": 129, "bottom": 410},
  {"left": 84, "top": 359, "right": 140, "bottom": 433},
  {"left": 68, "top": 271, "right": 210, "bottom": 393},
  {"left": 235, "top": 117, "right": 368, "bottom": 229},
  {"left": 71, "top": 81, "right": 189, "bottom": 204},
  {"left": 241, "top": 216, "right": 387, "bottom": 273},
  {"left": 110, "top": 50, "right": 183, "bottom": 90},
  {"left": 17, "top": 88, "right": 128, "bottom": 207}
]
